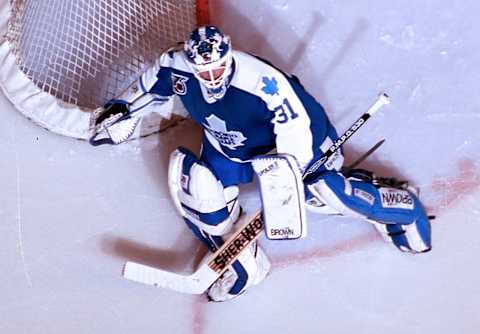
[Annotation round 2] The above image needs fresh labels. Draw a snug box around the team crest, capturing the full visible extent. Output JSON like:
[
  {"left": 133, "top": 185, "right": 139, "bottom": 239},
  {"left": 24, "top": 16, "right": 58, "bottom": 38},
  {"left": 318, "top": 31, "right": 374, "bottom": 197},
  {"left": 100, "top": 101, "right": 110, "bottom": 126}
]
[
  {"left": 203, "top": 114, "right": 247, "bottom": 150},
  {"left": 172, "top": 73, "right": 189, "bottom": 95},
  {"left": 261, "top": 76, "right": 279, "bottom": 96}
]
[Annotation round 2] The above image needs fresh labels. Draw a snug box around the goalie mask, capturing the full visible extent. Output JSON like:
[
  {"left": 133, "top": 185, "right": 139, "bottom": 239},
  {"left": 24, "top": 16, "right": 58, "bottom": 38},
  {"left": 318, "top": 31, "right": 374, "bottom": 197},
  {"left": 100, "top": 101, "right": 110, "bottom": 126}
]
[{"left": 184, "top": 26, "right": 233, "bottom": 100}]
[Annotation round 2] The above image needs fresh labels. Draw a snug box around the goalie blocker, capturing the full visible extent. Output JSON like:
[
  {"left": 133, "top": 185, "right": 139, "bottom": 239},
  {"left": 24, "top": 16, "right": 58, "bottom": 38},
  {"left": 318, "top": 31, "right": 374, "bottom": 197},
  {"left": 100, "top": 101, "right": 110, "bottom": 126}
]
[{"left": 252, "top": 154, "right": 307, "bottom": 240}]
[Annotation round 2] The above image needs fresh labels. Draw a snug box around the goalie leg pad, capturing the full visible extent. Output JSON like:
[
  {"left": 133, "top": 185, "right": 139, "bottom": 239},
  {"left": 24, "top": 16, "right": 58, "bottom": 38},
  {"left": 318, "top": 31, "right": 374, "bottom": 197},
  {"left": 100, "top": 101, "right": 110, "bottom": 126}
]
[
  {"left": 168, "top": 148, "right": 240, "bottom": 236},
  {"left": 207, "top": 238, "right": 271, "bottom": 302},
  {"left": 306, "top": 171, "right": 432, "bottom": 252},
  {"left": 368, "top": 217, "right": 431, "bottom": 253}
]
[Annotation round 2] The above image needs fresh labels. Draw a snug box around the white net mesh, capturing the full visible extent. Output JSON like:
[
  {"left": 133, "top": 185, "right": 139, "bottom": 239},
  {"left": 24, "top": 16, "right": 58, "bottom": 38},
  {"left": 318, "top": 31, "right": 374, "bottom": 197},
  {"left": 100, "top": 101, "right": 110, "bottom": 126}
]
[{"left": 5, "top": 0, "right": 197, "bottom": 109}]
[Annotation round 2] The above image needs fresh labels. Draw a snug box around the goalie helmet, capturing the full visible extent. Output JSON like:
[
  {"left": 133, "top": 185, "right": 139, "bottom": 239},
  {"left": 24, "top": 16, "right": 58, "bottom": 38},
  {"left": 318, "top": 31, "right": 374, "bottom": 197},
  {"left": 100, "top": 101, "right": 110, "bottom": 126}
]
[{"left": 184, "top": 25, "right": 233, "bottom": 100}]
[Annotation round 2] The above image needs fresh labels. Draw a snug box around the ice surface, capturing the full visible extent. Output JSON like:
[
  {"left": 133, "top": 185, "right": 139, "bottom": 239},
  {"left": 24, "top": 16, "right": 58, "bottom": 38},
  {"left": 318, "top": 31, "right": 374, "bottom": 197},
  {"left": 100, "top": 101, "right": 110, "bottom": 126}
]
[{"left": 1, "top": 0, "right": 480, "bottom": 333}]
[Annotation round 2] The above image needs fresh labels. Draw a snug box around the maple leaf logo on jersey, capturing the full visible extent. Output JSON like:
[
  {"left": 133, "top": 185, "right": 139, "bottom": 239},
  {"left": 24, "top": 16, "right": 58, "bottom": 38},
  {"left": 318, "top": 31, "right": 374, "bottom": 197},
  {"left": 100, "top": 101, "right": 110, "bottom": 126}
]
[
  {"left": 203, "top": 114, "right": 247, "bottom": 150},
  {"left": 261, "top": 76, "right": 279, "bottom": 96}
]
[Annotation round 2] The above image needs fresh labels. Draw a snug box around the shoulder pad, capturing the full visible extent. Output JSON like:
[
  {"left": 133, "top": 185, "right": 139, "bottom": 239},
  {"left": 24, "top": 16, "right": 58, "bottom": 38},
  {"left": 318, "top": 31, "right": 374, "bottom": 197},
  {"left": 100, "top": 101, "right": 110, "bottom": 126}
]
[{"left": 166, "top": 43, "right": 185, "bottom": 58}]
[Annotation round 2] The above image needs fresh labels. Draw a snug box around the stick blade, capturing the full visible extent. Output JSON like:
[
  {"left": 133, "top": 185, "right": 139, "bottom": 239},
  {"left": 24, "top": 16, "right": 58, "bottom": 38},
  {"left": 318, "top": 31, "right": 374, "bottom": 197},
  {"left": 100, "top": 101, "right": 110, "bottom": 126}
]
[{"left": 123, "top": 261, "right": 216, "bottom": 294}]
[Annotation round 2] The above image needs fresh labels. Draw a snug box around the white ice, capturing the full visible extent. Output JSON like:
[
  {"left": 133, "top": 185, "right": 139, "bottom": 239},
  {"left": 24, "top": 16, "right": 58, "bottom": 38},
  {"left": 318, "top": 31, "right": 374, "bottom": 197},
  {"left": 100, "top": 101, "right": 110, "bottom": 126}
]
[{"left": 1, "top": 1, "right": 480, "bottom": 333}]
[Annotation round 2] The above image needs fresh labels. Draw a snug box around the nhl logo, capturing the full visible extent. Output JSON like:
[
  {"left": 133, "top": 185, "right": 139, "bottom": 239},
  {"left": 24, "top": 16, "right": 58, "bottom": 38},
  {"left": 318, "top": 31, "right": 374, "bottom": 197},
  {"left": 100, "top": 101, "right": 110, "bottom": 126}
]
[{"left": 171, "top": 73, "right": 189, "bottom": 95}]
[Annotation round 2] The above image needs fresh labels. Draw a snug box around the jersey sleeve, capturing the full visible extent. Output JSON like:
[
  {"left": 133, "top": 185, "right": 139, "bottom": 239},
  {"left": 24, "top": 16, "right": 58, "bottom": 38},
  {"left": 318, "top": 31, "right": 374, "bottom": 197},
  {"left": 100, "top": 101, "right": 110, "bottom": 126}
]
[
  {"left": 258, "top": 74, "right": 314, "bottom": 171},
  {"left": 113, "top": 51, "right": 176, "bottom": 117},
  {"left": 147, "top": 51, "right": 177, "bottom": 97}
]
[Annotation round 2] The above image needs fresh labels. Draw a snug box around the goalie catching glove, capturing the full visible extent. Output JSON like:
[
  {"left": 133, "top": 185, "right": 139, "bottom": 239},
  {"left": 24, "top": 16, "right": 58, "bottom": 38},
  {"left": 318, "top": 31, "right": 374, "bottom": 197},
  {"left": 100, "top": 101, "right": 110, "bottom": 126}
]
[{"left": 89, "top": 101, "right": 141, "bottom": 146}]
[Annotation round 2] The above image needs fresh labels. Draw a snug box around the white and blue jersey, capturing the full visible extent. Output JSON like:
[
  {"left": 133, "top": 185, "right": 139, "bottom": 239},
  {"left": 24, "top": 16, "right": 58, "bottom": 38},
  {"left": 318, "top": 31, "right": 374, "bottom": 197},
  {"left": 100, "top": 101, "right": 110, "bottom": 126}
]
[{"left": 131, "top": 49, "right": 341, "bottom": 186}]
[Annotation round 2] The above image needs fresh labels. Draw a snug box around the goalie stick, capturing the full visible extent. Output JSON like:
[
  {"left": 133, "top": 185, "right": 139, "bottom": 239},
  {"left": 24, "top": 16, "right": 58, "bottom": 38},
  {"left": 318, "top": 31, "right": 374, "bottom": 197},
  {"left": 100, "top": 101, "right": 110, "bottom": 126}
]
[
  {"left": 123, "top": 210, "right": 263, "bottom": 294},
  {"left": 122, "top": 92, "right": 391, "bottom": 294},
  {"left": 343, "top": 138, "right": 386, "bottom": 172},
  {"left": 303, "top": 92, "right": 390, "bottom": 182}
]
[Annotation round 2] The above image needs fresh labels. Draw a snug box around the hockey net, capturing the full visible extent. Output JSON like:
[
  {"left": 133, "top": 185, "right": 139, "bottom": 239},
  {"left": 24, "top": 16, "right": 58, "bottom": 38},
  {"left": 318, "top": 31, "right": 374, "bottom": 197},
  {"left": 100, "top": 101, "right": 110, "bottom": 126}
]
[{"left": 0, "top": 0, "right": 209, "bottom": 139}]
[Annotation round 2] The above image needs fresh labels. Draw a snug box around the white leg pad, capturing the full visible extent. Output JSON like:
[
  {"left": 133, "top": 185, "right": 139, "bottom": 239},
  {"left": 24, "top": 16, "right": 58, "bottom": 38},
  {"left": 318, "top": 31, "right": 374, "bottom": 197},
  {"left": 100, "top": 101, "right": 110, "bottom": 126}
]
[
  {"left": 207, "top": 241, "right": 271, "bottom": 302},
  {"left": 168, "top": 148, "right": 240, "bottom": 236},
  {"left": 367, "top": 219, "right": 393, "bottom": 243},
  {"left": 367, "top": 219, "right": 431, "bottom": 253},
  {"left": 404, "top": 221, "right": 430, "bottom": 252},
  {"left": 307, "top": 177, "right": 365, "bottom": 219}
]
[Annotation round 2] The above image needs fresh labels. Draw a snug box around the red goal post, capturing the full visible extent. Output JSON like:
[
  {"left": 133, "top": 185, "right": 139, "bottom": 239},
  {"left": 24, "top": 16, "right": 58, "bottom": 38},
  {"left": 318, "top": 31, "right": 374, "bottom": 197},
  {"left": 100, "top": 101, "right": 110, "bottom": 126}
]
[{"left": 0, "top": 0, "right": 210, "bottom": 139}]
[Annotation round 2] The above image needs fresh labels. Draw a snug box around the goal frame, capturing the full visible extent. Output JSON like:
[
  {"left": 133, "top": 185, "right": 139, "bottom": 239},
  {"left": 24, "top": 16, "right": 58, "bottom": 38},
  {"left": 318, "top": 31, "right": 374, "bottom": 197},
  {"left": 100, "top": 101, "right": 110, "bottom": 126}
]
[{"left": 0, "top": 0, "right": 210, "bottom": 139}]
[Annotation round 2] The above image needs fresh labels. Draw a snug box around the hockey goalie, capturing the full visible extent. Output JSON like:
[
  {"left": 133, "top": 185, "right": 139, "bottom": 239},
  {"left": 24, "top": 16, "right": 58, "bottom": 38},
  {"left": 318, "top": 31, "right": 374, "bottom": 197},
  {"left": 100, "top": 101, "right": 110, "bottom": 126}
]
[{"left": 91, "top": 26, "right": 432, "bottom": 302}]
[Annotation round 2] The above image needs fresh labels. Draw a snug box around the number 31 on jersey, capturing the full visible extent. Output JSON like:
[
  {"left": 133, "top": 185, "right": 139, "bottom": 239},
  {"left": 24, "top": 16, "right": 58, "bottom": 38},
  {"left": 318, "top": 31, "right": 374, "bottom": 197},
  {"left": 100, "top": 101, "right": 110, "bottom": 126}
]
[{"left": 273, "top": 98, "right": 299, "bottom": 124}]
